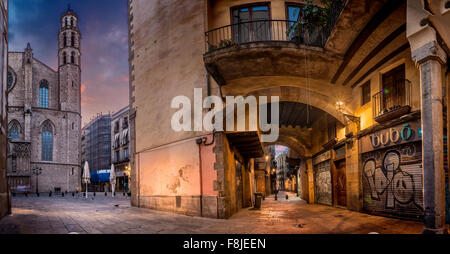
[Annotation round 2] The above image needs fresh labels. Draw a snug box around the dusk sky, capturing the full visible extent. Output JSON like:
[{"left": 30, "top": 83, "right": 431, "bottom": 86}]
[{"left": 9, "top": 0, "right": 130, "bottom": 126}]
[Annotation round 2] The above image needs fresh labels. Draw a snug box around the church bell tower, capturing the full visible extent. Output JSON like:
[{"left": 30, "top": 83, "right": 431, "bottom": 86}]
[{"left": 58, "top": 5, "right": 81, "bottom": 113}]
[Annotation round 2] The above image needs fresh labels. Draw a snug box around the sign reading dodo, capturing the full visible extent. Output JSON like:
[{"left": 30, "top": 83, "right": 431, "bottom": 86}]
[{"left": 360, "top": 120, "right": 421, "bottom": 153}]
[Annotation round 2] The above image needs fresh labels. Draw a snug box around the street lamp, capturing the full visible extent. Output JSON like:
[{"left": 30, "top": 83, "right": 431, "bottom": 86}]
[{"left": 32, "top": 167, "right": 42, "bottom": 197}]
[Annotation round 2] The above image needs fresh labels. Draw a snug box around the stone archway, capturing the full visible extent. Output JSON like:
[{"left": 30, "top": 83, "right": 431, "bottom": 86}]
[{"left": 245, "top": 86, "right": 348, "bottom": 125}]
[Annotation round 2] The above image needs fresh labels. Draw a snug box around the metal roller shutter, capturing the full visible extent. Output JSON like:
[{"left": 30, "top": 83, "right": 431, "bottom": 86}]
[
  {"left": 314, "top": 160, "right": 332, "bottom": 206},
  {"left": 362, "top": 142, "right": 423, "bottom": 220}
]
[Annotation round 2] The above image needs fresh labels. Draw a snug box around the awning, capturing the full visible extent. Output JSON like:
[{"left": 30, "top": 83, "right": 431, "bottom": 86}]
[
  {"left": 114, "top": 133, "right": 120, "bottom": 147},
  {"left": 90, "top": 169, "right": 111, "bottom": 183},
  {"left": 122, "top": 129, "right": 128, "bottom": 144}
]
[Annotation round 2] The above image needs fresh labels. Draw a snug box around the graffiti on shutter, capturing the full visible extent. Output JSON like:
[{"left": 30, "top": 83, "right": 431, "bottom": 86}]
[
  {"left": 314, "top": 160, "right": 332, "bottom": 206},
  {"left": 362, "top": 142, "right": 423, "bottom": 219}
]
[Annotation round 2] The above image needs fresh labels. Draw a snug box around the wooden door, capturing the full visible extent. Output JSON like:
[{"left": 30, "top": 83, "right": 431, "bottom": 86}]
[{"left": 335, "top": 159, "right": 347, "bottom": 207}]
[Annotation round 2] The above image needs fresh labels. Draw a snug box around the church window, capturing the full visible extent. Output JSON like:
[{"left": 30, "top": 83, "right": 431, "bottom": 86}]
[
  {"left": 8, "top": 121, "right": 20, "bottom": 139},
  {"left": 65, "top": 18, "right": 68, "bottom": 27},
  {"left": 41, "top": 121, "right": 53, "bottom": 162},
  {"left": 63, "top": 33, "right": 67, "bottom": 47},
  {"left": 71, "top": 32, "right": 75, "bottom": 47},
  {"left": 39, "top": 80, "right": 49, "bottom": 108},
  {"left": 71, "top": 52, "right": 75, "bottom": 64},
  {"left": 71, "top": 18, "right": 74, "bottom": 26},
  {"left": 63, "top": 52, "right": 67, "bottom": 64},
  {"left": 7, "top": 71, "right": 14, "bottom": 89}
]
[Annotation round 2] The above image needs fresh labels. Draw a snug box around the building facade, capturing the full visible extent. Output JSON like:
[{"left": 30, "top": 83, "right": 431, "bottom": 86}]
[
  {"left": 6, "top": 7, "right": 82, "bottom": 194},
  {"left": 82, "top": 114, "right": 111, "bottom": 173},
  {"left": 129, "top": 0, "right": 450, "bottom": 232},
  {"left": 275, "top": 153, "right": 288, "bottom": 191},
  {"left": 0, "top": 0, "right": 9, "bottom": 220},
  {"left": 111, "top": 106, "right": 130, "bottom": 192}
]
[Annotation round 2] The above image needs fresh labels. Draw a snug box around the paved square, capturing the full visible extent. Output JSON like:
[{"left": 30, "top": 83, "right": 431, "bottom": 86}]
[{"left": 0, "top": 192, "right": 424, "bottom": 234}]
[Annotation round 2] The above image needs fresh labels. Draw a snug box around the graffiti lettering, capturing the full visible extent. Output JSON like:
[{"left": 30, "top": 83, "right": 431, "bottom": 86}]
[{"left": 363, "top": 149, "right": 423, "bottom": 216}]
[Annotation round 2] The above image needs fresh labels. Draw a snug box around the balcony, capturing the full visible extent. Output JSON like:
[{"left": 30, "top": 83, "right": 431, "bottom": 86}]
[
  {"left": 204, "top": 22, "right": 343, "bottom": 85},
  {"left": 205, "top": 20, "right": 330, "bottom": 53},
  {"left": 372, "top": 80, "right": 412, "bottom": 123},
  {"left": 203, "top": 2, "right": 345, "bottom": 86}
]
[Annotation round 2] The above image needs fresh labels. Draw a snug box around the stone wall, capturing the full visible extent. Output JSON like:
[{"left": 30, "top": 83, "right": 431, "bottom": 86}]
[
  {"left": 6, "top": 45, "right": 81, "bottom": 194},
  {"left": 0, "top": 0, "right": 9, "bottom": 220}
]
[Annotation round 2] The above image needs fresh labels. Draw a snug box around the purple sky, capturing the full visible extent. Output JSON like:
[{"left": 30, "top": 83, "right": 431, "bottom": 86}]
[{"left": 9, "top": 0, "right": 130, "bottom": 126}]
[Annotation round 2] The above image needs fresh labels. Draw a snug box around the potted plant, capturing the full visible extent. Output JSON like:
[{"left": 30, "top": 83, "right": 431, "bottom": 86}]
[{"left": 287, "top": 0, "right": 344, "bottom": 45}]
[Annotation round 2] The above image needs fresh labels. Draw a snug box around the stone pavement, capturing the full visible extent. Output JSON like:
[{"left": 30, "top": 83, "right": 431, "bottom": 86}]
[{"left": 0, "top": 192, "right": 425, "bottom": 234}]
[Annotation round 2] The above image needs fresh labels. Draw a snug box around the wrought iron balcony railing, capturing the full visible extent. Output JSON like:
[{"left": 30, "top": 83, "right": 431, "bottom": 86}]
[
  {"left": 372, "top": 80, "right": 412, "bottom": 123},
  {"left": 205, "top": 3, "right": 345, "bottom": 53},
  {"left": 205, "top": 20, "right": 326, "bottom": 52}
]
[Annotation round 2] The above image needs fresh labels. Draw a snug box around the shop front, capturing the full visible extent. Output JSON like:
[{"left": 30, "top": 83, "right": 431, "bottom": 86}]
[
  {"left": 360, "top": 120, "right": 423, "bottom": 220},
  {"left": 114, "top": 163, "right": 130, "bottom": 192},
  {"left": 313, "top": 150, "right": 332, "bottom": 206}
]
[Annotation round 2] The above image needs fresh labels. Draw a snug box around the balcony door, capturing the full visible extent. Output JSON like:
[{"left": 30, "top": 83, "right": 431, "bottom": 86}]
[
  {"left": 232, "top": 4, "right": 270, "bottom": 44},
  {"left": 382, "top": 64, "right": 405, "bottom": 111}
]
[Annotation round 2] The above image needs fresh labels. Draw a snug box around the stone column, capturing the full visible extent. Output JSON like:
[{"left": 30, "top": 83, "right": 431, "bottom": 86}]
[
  {"left": 306, "top": 158, "right": 314, "bottom": 204},
  {"left": 412, "top": 41, "right": 447, "bottom": 234}
]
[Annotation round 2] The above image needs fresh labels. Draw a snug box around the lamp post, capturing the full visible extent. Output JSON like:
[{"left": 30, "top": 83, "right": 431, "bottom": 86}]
[{"left": 32, "top": 167, "right": 42, "bottom": 196}]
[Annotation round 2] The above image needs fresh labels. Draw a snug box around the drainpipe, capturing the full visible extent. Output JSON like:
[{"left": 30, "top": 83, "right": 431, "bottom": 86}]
[
  {"left": 196, "top": 138, "right": 204, "bottom": 217},
  {"left": 196, "top": 133, "right": 216, "bottom": 217}
]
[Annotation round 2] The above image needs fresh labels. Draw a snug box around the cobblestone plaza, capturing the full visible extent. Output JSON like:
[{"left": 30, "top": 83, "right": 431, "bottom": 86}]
[{"left": 0, "top": 192, "right": 422, "bottom": 234}]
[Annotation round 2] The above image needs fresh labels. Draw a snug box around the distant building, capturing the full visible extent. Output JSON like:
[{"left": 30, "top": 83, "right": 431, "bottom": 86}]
[
  {"left": 6, "top": 7, "right": 82, "bottom": 194},
  {"left": 111, "top": 106, "right": 130, "bottom": 192},
  {"left": 82, "top": 114, "right": 112, "bottom": 174},
  {"left": 0, "top": 0, "right": 9, "bottom": 220},
  {"left": 275, "top": 153, "right": 288, "bottom": 191}
]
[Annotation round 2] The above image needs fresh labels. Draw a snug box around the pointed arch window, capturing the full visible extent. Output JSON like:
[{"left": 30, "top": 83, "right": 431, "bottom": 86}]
[
  {"left": 63, "top": 52, "right": 67, "bottom": 64},
  {"left": 8, "top": 121, "right": 21, "bottom": 139},
  {"left": 71, "top": 32, "right": 75, "bottom": 47},
  {"left": 41, "top": 121, "right": 53, "bottom": 161},
  {"left": 63, "top": 33, "right": 67, "bottom": 47},
  {"left": 39, "top": 80, "right": 49, "bottom": 108},
  {"left": 71, "top": 52, "right": 75, "bottom": 64},
  {"left": 7, "top": 71, "right": 14, "bottom": 89},
  {"left": 70, "top": 18, "right": 74, "bottom": 26}
]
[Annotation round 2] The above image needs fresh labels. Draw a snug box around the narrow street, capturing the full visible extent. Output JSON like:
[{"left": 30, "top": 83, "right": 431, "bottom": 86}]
[{"left": 0, "top": 192, "right": 423, "bottom": 234}]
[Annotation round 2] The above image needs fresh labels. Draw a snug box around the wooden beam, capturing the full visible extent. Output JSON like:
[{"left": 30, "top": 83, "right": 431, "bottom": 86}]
[
  {"left": 350, "top": 43, "right": 409, "bottom": 88},
  {"left": 342, "top": 24, "right": 406, "bottom": 86},
  {"left": 331, "top": 0, "right": 405, "bottom": 84}
]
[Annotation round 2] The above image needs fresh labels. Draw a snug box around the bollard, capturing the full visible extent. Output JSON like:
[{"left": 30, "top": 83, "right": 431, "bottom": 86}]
[
  {"left": 37, "top": 193, "right": 40, "bottom": 197},
  {"left": 286, "top": 195, "right": 289, "bottom": 200},
  {"left": 72, "top": 192, "right": 75, "bottom": 197},
  {"left": 25, "top": 193, "right": 28, "bottom": 197},
  {"left": 49, "top": 191, "right": 52, "bottom": 197},
  {"left": 275, "top": 194, "right": 277, "bottom": 201},
  {"left": 123, "top": 193, "right": 125, "bottom": 196},
  {"left": 262, "top": 195, "right": 265, "bottom": 201},
  {"left": 93, "top": 192, "right": 96, "bottom": 197},
  {"left": 105, "top": 192, "right": 107, "bottom": 197},
  {"left": 62, "top": 192, "right": 64, "bottom": 197}
]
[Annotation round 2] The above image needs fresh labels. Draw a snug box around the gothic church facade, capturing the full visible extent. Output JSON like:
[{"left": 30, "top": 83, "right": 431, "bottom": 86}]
[{"left": 6, "top": 8, "right": 82, "bottom": 193}]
